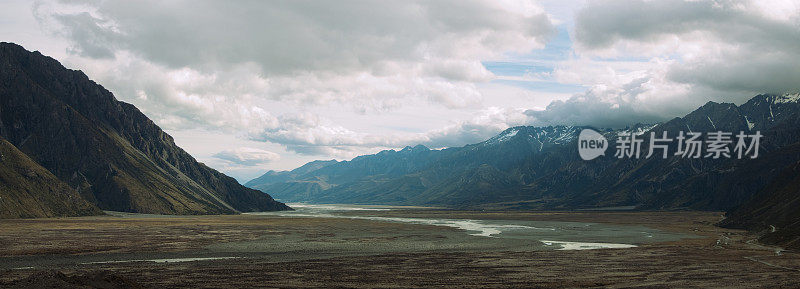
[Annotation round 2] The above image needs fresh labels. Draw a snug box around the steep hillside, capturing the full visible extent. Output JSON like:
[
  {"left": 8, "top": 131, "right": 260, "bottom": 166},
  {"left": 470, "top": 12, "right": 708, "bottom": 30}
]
[
  {"left": 0, "top": 136, "right": 101, "bottom": 218},
  {"left": 720, "top": 154, "right": 800, "bottom": 250},
  {"left": 0, "top": 42, "right": 290, "bottom": 215}
]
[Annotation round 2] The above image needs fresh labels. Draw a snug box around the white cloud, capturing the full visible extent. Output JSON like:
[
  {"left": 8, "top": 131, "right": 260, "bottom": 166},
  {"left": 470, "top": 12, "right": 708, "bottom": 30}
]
[
  {"left": 421, "top": 107, "right": 532, "bottom": 147},
  {"left": 212, "top": 147, "right": 280, "bottom": 166}
]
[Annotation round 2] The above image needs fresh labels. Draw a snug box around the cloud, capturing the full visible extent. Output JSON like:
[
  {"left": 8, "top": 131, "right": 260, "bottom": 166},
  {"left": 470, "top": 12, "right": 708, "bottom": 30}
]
[
  {"left": 576, "top": 0, "right": 800, "bottom": 51},
  {"left": 46, "top": 0, "right": 553, "bottom": 75},
  {"left": 518, "top": 0, "right": 800, "bottom": 128},
  {"left": 239, "top": 107, "right": 535, "bottom": 156},
  {"left": 212, "top": 147, "right": 280, "bottom": 166},
  {"left": 420, "top": 0, "right": 800, "bottom": 141},
  {"left": 30, "top": 0, "right": 558, "bottom": 158},
  {"left": 526, "top": 77, "right": 694, "bottom": 128},
  {"left": 36, "top": 0, "right": 554, "bottom": 111},
  {"left": 667, "top": 49, "right": 800, "bottom": 95},
  {"left": 573, "top": 0, "right": 800, "bottom": 95},
  {"left": 421, "top": 107, "right": 532, "bottom": 147}
]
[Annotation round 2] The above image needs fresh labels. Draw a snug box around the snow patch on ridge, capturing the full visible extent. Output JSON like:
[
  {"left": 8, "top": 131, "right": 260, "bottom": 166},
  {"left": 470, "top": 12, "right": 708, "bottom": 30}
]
[
  {"left": 775, "top": 93, "right": 800, "bottom": 104},
  {"left": 495, "top": 129, "right": 518, "bottom": 142}
]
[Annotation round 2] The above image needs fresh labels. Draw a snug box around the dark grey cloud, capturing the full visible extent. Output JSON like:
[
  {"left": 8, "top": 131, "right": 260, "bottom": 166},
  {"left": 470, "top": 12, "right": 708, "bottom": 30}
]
[
  {"left": 51, "top": 12, "right": 117, "bottom": 58},
  {"left": 667, "top": 51, "right": 800, "bottom": 95},
  {"left": 576, "top": 0, "right": 800, "bottom": 51},
  {"left": 575, "top": 0, "right": 800, "bottom": 95},
  {"left": 43, "top": 0, "right": 554, "bottom": 78}
]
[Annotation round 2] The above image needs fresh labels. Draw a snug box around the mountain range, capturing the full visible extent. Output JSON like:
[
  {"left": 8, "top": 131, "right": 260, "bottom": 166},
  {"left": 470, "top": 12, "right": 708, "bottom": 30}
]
[
  {"left": 248, "top": 93, "right": 800, "bottom": 249},
  {"left": 0, "top": 42, "right": 290, "bottom": 217}
]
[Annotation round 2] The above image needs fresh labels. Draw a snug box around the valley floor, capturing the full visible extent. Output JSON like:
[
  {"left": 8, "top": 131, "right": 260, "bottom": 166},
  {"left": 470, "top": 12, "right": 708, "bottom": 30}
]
[{"left": 0, "top": 210, "right": 798, "bottom": 288}]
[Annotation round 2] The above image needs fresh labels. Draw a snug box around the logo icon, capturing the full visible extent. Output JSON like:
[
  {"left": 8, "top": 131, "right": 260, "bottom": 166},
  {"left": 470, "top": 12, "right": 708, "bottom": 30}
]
[{"left": 578, "top": 129, "right": 608, "bottom": 160}]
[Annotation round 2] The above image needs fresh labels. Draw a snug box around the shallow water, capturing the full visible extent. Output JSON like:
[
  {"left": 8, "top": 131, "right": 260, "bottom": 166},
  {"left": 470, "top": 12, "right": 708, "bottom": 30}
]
[
  {"left": 248, "top": 203, "right": 692, "bottom": 250},
  {"left": 84, "top": 257, "right": 240, "bottom": 265}
]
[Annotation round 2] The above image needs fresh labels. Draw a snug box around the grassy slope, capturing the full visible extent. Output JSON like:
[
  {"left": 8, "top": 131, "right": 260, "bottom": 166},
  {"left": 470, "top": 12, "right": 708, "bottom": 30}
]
[{"left": 0, "top": 137, "right": 101, "bottom": 218}]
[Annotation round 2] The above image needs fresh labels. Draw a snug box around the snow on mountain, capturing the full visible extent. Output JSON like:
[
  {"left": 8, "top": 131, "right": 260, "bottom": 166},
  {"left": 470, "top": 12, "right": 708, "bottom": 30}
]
[{"left": 773, "top": 93, "right": 800, "bottom": 104}]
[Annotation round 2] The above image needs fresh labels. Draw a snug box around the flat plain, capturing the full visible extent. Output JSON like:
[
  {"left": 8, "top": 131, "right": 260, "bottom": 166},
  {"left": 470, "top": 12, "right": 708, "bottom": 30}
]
[{"left": 1, "top": 210, "right": 798, "bottom": 288}]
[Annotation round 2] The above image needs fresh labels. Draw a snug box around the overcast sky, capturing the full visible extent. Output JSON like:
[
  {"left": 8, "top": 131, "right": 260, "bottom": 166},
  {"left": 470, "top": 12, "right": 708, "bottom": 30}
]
[{"left": 2, "top": 0, "right": 799, "bottom": 182}]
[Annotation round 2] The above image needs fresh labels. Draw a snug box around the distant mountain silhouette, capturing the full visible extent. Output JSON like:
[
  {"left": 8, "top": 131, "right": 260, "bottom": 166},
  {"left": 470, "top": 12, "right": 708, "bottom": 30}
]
[{"left": 0, "top": 42, "right": 290, "bottom": 217}]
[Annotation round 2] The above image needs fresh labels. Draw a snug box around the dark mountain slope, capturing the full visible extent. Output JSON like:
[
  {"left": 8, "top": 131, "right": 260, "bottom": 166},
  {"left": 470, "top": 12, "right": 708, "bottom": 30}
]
[
  {"left": 515, "top": 96, "right": 800, "bottom": 212},
  {"left": 0, "top": 42, "right": 289, "bottom": 215},
  {"left": 250, "top": 126, "right": 583, "bottom": 204},
  {"left": 719, "top": 146, "right": 800, "bottom": 250},
  {"left": 0, "top": 136, "right": 101, "bottom": 218}
]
